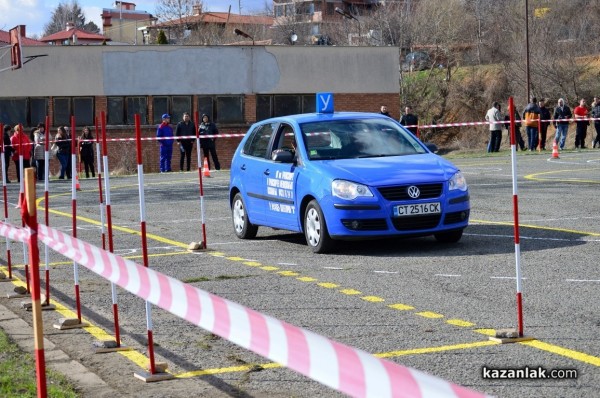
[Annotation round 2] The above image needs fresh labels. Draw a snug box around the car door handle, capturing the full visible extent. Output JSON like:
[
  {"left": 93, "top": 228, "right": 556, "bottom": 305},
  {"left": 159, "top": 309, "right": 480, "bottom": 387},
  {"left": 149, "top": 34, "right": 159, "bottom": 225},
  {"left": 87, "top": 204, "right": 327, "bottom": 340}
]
[
  {"left": 240, "top": 164, "right": 246, "bottom": 171},
  {"left": 264, "top": 169, "right": 270, "bottom": 176}
]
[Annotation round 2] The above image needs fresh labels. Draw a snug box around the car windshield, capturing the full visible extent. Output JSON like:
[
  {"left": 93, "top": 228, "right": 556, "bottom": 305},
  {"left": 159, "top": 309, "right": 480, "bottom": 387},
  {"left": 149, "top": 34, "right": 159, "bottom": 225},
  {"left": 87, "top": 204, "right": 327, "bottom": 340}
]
[{"left": 299, "top": 118, "right": 427, "bottom": 160}]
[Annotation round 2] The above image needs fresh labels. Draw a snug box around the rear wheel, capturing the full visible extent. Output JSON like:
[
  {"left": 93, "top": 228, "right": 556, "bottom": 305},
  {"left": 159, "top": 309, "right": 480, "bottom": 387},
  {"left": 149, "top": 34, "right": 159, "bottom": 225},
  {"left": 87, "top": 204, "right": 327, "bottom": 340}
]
[
  {"left": 304, "top": 200, "right": 334, "bottom": 253},
  {"left": 434, "top": 229, "right": 463, "bottom": 243},
  {"left": 232, "top": 193, "right": 258, "bottom": 239}
]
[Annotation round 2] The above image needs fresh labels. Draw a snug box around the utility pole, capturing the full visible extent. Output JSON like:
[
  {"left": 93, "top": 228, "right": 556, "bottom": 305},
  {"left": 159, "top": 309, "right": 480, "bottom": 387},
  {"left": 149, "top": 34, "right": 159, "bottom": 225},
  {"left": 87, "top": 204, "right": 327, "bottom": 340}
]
[{"left": 525, "top": 0, "right": 531, "bottom": 101}]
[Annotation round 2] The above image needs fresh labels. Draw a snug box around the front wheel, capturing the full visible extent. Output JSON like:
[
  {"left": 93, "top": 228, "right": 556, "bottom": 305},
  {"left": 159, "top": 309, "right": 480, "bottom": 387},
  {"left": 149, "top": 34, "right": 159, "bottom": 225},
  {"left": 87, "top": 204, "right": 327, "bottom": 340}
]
[
  {"left": 232, "top": 193, "right": 258, "bottom": 239},
  {"left": 304, "top": 200, "right": 334, "bottom": 253},
  {"left": 434, "top": 229, "right": 463, "bottom": 243}
]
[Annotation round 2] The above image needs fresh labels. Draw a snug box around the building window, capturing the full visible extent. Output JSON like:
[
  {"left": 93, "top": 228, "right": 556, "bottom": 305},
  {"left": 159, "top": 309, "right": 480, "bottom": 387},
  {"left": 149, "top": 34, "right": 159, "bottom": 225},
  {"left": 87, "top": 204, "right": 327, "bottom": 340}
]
[
  {"left": 197, "top": 96, "right": 213, "bottom": 121},
  {"left": 107, "top": 97, "right": 124, "bottom": 125},
  {"left": 53, "top": 97, "right": 71, "bottom": 126},
  {"left": 256, "top": 94, "right": 315, "bottom": 121},
  {"left": 30, "top": 98, "right": 48, "bottom": 127},
  {"left": 152, "top": 96, "right": 169, "bottom": 125},
  {"left": 126, "top": 97, "right": 147, "bottom": 125},
  {"left": 73, "top": 97, "right": 94, "bottom": 126},
  {"left": 216, "top": 96, "right": 244, "bottom": 124},
  {"left": 171, "top": 96, "right": 192, "bottom": 124},
  {"left": 0, "top": 98, "right": 27, "bottom": 127}
]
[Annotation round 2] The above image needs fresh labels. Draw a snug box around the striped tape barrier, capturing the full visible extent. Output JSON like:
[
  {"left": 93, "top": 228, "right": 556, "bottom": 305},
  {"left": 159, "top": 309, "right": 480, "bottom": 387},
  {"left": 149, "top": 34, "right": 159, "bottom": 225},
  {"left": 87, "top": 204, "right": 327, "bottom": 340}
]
[{"left": 0, "top": 219, "right": 490, "bottom": 398}]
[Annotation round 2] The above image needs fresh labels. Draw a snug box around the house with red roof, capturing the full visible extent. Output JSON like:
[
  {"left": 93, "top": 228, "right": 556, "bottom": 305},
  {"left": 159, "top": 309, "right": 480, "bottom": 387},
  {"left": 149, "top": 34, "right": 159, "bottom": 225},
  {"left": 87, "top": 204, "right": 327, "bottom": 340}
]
[
  {"left": 0, "top": 26, "right": 45, "bottom": 46},
  {"left": 40, "top": 22, "right": 109, "bottom": 45}
]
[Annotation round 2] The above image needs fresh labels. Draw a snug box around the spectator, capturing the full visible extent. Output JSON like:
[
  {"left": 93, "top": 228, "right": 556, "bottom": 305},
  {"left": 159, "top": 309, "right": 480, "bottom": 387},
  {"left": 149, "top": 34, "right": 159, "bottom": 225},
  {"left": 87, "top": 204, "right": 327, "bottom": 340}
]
[
  {"left": 399, "top": 106, "right": 419, "bottom": 136},
  {"left": 553, "top": 98, "right": 572, "bottom": 150},
  {"left": 591, "top": 98, "right": 600, "bottom": 148},
  {"left": 10, "top": 125, "right": 32, "bottom": 183},
  {"left": 33, "top": 123, "right": 47, "bottom": 181},
  {"left": 379, "top": 105, "right": 390, "bottom": 117},
  {"left": 55, "top": 126, "right": 72, "bottom": 179},
  {"left": 522, "top": 97, "right": 541, "bottom": 151},
  {"left": 175, "top": 112, "right": 195, "bottom": 172},
  {"left": 79, "top": 127, "right": 95, "bottom": 178},
  {"left": 504, "top": 107, "right": 526, "bottom": 151},
  {"left": 485, "top": 101, "right": 503, "bottom": 152},
  {"left": 199, "top": 114, "right": 221, "bottom": 171},
  {"left": 573, "top": 98, "right": 589, "bottom": 149},
  {"left": 538, "top": 99, "right": 551, "bottom": 150},
  {"left": 2, "top": 125, "right": 12, "bottom": 183},
  {"left": 156, "top": 114, "right": 174, "bottom": 172}
]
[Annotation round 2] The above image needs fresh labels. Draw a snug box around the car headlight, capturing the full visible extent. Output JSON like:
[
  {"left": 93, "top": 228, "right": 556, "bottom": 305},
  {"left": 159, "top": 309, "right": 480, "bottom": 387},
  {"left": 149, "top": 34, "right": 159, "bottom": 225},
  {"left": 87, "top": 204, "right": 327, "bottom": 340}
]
[
  {"left": 332, "top": 180, "right": 374, "bottom": 200},
  {"left": 449, "top": 171, "right": 468, "bottom": 191}
]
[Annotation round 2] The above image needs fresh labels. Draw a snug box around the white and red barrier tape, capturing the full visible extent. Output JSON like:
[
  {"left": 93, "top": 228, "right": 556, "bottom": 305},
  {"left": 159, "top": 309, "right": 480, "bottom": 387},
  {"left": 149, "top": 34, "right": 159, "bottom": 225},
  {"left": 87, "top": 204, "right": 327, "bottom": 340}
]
[{"left": 0, "top": 219, "right": 489, "bottom": 397}]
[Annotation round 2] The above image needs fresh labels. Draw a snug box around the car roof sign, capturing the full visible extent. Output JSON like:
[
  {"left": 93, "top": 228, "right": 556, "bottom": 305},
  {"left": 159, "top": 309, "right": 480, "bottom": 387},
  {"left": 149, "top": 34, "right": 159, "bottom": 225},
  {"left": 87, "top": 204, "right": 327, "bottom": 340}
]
[{"left": 316, "top": 92, "right": 334, "bottom": 114}]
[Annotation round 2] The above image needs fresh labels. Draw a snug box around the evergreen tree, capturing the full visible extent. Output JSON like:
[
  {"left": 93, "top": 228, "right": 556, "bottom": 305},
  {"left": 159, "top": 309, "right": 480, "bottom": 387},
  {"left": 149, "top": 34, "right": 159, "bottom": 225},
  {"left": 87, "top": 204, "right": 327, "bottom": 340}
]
[
  {"left": 157, "top": 30, "right": 168, "bottom": 44},
  {"left": 43, "top": 0, "right": 100, "bottom": 36}
]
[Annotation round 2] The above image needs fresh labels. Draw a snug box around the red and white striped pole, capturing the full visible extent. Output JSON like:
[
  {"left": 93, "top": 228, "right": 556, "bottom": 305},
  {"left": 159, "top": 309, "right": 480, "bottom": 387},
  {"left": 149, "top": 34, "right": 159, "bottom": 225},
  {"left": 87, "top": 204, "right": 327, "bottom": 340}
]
[
  {"left": 194, "top": 111, "right": 207, "bottom": 249},
  {"left": 70, "top": 116, "right": 82, "bottom": 322},
  {"left": 508, "top": 97, "right": 525, "bottom": 337},
  {"left": 100, "top": 112, "right": 121, "bottom": 346},
  {"left": 135, "top": 114, "right": 156, "bottom": 373},
  {"left": 23, "top": 168, "right": 48, "bottom": 398},
  {"left": 95, "top": 116, "right": 106, "bottom": 250},
  {"left": 0, "top": 123, "right": 12, "bottom": 279},
  {"left": 18, "top": 124, "right": 30, "bottom": 293},
  {"left": 43, "top": 115, "right": 51, "bottom": 304}
]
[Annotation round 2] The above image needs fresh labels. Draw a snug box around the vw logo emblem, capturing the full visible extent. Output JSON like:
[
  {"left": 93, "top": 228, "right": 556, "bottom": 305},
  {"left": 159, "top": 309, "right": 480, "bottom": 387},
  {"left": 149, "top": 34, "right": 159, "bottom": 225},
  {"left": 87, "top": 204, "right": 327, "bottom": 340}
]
[{"left": 407, "top": 186, "right": 420, "bottom": 198}]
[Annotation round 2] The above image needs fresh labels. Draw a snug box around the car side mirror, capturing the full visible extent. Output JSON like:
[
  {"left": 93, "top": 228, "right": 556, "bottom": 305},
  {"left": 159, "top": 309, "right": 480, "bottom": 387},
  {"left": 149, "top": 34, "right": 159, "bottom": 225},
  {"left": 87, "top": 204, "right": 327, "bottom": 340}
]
[
  {"left": 272, "top": 149, "right": 295, "bottom": 163},
  {"left": 425, "top": 143, "right": 438, "bottom": 153}
]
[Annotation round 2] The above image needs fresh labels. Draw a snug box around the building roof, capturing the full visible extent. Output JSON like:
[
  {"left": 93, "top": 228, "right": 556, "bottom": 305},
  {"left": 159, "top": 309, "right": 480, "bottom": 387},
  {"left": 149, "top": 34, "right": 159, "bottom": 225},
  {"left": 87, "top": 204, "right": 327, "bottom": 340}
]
[
  {"left": 0, "top": 30, "right": 45, "bottom": 46},
  {"left": 156, "top": 12, "right": 273, "bottom": 29},
  {"left": 102, "top": 9, "right": 154, "bottom": 21},
  {"left": 40, "top": 28, "right": 108, "bottom": 43}
]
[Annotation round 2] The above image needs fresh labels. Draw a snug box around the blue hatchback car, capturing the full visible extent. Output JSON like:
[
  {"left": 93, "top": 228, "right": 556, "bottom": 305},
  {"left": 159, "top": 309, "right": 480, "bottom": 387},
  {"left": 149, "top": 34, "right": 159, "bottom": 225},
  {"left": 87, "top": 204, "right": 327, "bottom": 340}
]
[{"left": 229, "top": 112, "right": 469, "bottom": 253}]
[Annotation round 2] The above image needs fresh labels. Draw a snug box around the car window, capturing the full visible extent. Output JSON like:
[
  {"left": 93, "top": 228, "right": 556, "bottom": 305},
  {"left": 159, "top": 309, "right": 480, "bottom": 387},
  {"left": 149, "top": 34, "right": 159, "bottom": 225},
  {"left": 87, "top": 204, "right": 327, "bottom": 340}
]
[
  {"left": 243, "top": 123, "right": 277, "bottom": 159},
  {"left": 274, "top": 124, "right": 297, "bottom": 151},
  {"left": 300, "top": 118, "right": 426, "bottom": 160}
]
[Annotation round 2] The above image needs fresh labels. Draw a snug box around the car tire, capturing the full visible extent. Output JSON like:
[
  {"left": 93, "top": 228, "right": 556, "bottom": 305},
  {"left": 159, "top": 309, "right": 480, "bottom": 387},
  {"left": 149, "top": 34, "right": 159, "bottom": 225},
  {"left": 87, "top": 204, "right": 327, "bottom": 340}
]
[
  {"left": 434, "top": 229, "right": 463, "bottom": 243},
  {"left": 232, "top": 193, "right": 258, "bottom": 239},
  {"left": 304, "top": 200, "right": 334, "bottom": 253}
]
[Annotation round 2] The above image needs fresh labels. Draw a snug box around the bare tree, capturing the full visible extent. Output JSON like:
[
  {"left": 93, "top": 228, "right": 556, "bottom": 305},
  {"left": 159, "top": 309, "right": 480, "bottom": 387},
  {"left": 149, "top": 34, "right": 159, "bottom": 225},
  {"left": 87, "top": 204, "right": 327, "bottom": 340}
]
[{"left": 155, "top": 0, "right": 204, "bottom": 43}]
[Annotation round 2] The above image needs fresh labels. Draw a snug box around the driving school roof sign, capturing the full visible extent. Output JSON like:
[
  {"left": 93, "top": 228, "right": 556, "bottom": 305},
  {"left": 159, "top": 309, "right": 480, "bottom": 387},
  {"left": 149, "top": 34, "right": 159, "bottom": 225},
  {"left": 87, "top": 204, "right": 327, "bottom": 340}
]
[{"left": 316, "top": 92, "right": 334, "bottom": 114}]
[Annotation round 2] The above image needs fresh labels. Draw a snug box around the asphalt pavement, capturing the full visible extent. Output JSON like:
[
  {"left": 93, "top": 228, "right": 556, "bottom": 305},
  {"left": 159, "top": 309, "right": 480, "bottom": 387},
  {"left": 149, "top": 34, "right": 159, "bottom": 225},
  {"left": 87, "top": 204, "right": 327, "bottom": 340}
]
[{"left": 1, "top": 149, "right": 599, "bottom": 397}]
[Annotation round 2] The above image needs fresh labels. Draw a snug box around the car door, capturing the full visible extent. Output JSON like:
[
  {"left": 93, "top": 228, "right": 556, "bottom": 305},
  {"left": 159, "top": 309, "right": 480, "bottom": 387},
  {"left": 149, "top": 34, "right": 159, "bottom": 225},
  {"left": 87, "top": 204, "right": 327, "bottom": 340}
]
[
  {"left": 263, "top": 123, "right": 301, "bottom": 231},
  {"left": 238, "top": 122, "right": 278, "bottom": 224}
]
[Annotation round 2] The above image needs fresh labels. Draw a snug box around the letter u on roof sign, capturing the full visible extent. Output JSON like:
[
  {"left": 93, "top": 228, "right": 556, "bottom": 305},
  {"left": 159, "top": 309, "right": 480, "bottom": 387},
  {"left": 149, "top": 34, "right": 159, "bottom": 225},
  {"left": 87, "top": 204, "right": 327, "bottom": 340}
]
[{"left": 316, "top": 92, "right": 334, "bottom": 114}]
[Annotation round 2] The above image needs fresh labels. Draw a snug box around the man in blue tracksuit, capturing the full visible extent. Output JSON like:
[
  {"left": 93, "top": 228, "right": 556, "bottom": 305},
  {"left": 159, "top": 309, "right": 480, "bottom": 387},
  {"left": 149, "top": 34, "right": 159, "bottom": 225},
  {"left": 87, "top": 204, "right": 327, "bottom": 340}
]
[{"left": 156, "top": 113, "right": 174, "bottom": 172}]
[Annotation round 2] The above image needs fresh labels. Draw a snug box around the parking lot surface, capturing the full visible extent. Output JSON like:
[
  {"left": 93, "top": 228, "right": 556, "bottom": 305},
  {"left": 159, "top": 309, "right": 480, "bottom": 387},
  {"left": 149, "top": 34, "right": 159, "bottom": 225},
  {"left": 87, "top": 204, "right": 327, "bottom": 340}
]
[{"left": 1, "top": 149, "right": 599, "bottom": 397}]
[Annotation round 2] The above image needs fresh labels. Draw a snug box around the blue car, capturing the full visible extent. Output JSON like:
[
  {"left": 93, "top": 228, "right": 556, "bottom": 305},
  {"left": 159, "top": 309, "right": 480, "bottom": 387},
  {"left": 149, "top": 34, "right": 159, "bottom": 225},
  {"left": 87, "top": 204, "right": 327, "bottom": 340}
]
[{"left": 229, "top": 112, "right": 469, "bottom": 253}]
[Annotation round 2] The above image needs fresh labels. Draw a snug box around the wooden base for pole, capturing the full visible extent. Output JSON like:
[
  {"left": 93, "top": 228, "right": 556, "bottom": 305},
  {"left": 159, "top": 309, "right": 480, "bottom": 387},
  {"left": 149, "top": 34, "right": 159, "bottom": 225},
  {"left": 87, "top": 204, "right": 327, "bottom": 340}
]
[
  {"left": 7, "top": 286, "right": 28, "bottom": 298},
  {"left": 21, "top": 301, "right": 56, "bottom": 311},
  {"left": 53, "top": 317, "right": 88, "bottom": 330},
  {"left": 488, "top": 328, "right": 535, "bottom": 344},
  {"left": 93, "top": 340, "right": 132, "bottom": 354},
  {"left": 187, "top": 241, "right": 205, "bottom": 252},
  {"left": 134, "top": 362, "right": 174, "bottom": 382},
  {"left": 0, "top": 273, "right": 14, "bottom": 282}
]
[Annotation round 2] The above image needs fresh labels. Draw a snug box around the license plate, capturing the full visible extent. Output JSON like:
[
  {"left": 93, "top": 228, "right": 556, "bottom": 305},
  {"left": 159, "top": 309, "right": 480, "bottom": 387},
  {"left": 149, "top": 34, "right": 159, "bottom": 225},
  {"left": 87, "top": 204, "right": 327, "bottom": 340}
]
[{"left": 393, "top": 202, "right": 441, "bottom": 217}]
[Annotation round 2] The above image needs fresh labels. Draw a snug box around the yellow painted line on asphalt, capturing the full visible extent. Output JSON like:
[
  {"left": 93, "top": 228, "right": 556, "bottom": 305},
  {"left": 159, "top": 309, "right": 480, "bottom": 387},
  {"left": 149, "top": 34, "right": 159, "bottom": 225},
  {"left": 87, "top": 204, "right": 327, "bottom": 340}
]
[
  {"left": 375, "top": 340, "right": 499, "bottom": 359},
  {"left": 524, "top": 168, "right": 600, "bottom": 184},
  {"left": 520, "top": 340, "right": 600, "bottom": 367},
  {"left": 416, "top": 311, "right": 444, "bottom": 319},
  {"left": 296, "top": 276, "right": 317, "bottom": 282},
  {"left": 446, "top": 319, "right": 475, "bottom": 327},
  {"left": 175, "top": 340, "right": 498, "bottom": 378},
  {"left": 388, "top": 303, "right": 415, "bottom": 311},
  {"left": 260, "top": 266, "right": 279, "bottom": 271},
  {"left": 44, "top": 251, "right": 193, "bottom": 268},
  {"left": 470, "top": 219, "right": 600, "bottom": 237},
  {"left": 226, "top": 256, "right": 245, "bottom": 261},
  {"left": 278, "top": 271, "right": 300, "bottom": 277},
  {"left": 210, "top": 252, "right": 225, "bottom": 257},
  {"left": 243, "top": 261, "right": 262, "bottom": 267},
  {"left": 473, "top": 329, "right": 496, "bottom": 336},
  {"left": 317, "top": 282, "right": 339, "bottom": 288},
  {"left": 339, "top": 289, "right": 361, "bottom": 295},
  {"left": 361, "top": 296, "right": 385, "bottom": 303}
]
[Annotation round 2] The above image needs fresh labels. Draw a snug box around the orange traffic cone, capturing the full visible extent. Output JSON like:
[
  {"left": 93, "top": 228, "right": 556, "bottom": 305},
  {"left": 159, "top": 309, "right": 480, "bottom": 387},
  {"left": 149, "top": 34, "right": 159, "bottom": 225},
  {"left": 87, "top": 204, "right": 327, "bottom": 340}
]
[
  {"left": 202, "top": 158, "right": 211, "bottom": 178},
  {"left": 551, "top": 140, "right": 560, "bottom": 159},
  {"left": 75, "top": 174, "right": 81, "bottom": 190}
]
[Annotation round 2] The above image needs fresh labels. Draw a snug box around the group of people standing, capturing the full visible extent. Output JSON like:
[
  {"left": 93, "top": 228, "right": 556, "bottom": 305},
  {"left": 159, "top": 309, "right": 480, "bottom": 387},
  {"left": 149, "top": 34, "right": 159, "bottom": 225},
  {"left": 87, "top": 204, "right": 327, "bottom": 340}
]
[
  {"left": 485, "top": 96, "right": 600, "bottom": 153},
  {"left": 156, "top": 112, "right": 220, "bottom": 173},
  {"left": 1, "top": 123, "right": 96, "bottom": 183},
  {"left": 380, "top": 105, "right": 420, "bottom": 136}
]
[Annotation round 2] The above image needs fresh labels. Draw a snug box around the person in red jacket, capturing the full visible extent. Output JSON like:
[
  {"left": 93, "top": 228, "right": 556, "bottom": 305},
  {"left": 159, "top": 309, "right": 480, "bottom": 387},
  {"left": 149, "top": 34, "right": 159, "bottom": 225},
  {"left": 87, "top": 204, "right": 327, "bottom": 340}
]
[{"left": 10, "top": 125, "right": 32, "bottom": 183}]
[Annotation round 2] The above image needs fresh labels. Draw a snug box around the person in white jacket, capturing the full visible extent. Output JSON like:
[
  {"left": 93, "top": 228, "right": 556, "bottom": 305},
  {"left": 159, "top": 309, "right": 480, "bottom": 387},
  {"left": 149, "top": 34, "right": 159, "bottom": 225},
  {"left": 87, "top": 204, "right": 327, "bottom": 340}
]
[{"left": 485, "top": 101, "right": 503, "bottom": 152}]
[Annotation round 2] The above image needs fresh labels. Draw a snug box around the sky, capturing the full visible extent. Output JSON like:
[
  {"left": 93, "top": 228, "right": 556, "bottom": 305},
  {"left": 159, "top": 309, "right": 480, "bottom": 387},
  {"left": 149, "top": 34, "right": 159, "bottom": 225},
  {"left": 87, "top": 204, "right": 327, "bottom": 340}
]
[{"left": 0, "top": 0, "right": 268, "bottom": 37}]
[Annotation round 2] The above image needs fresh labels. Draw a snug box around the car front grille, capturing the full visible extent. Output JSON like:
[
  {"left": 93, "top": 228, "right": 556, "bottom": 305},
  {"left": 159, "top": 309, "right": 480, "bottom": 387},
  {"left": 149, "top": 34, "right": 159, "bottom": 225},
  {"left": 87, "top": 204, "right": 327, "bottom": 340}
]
[
  {"left": 391, "top": 214, "right": 441, "bottom": 231},
  {"left": 377, "top": 183, "right": 443, "bottom": 201},
  {"left": 341, "top": 219, "right": 388, "bottom": 231}
]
